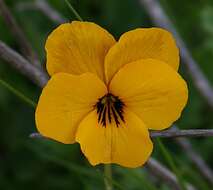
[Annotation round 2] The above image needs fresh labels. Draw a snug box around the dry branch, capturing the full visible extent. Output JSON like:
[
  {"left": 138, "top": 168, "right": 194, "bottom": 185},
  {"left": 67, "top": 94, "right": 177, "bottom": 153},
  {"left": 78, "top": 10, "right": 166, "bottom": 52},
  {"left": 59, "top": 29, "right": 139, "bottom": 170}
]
[
  {"left": 176, "top": 138, "right": 213, "bottom": 185},
  {"left": 0, "top": 41, "right": 48, "bottom": 87},
  {"left": 139, "top": 0, "right": 213, "bottom": 108},
  {"left": 16, "top": 0, "right": 66, "bottom": 24},
  {"left": 0, "top": 0, "right": 40, "bottom": 66},
  {"left": 151, "top": 128, "right": 213, "bottom": 138},
  {"left": 146, "top": 158, "right": 196, "bottom": 190},
  {"left": 29, "top": 128, "right": 213, "bottom": 139}
]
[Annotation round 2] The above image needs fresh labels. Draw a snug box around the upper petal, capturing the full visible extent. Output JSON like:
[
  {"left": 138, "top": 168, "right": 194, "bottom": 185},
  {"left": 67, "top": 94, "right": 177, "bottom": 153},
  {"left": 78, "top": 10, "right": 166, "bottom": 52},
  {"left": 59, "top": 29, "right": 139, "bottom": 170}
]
[
  {"left": 46, "top": 21, "right": 116, "bottom": 81},
  {"left": 35, "top": 73, "right": 107, "bottom": 144},
  {"left": 105, "top": 28, "right": 179, "bottom": 83},
  {"left": 109, "top": 59, "right": 188, "bottom": 130},
  {"left": 76, "top": 109, "right": 153, "bottom": 168}
]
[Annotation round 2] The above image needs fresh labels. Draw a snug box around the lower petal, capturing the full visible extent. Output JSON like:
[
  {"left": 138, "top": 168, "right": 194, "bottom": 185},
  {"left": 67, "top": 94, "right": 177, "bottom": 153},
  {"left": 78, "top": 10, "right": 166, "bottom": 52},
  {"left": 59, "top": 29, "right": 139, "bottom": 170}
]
[{"left": 75, "top": 109, "right": 153, "bottom": 168}]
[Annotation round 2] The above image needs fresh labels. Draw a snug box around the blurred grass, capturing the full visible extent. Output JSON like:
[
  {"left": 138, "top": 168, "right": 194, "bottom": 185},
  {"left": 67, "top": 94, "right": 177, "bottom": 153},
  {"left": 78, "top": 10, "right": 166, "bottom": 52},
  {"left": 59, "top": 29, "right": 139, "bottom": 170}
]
[
  {"left": 0, "top": 0, "right": 213, "bottom": 189},
  {"left": 156, "top": 138, "right": 187, "bottom": 190}
]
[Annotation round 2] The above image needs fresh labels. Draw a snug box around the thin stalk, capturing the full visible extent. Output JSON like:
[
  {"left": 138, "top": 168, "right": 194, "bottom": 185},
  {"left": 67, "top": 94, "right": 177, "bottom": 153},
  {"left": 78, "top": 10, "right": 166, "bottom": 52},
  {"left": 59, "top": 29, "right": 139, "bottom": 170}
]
[
  {"left": 104, "top": 164, "right": 113, "bottom": 190},
  {"left": 0, "top": 78, "right": 36, "bottom": 108},
  {"left": 95, "top": 168, "right": 124, "bottom": 190},
  {"left": 64, "top": 0, "right": 83, "bottom": 21},
  {"left": 156, "top": 138, "right": 187, "bottom": 190}
]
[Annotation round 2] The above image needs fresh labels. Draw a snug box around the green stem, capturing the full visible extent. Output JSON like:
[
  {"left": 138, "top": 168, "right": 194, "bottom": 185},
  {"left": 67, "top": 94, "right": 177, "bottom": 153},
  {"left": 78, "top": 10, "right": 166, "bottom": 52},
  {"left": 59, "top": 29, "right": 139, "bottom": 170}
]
[
  {"left": 156, "top": 138, "right": 187, "bottom": 190},
  {"left": 104, "top": 164, "right": 113, "bottom": 190},
  {"left": 64, "top": 0, "right": 83, "bottom": 21},
  {"left": 0, "top": 78, "right": 36, "bottom": 108}
]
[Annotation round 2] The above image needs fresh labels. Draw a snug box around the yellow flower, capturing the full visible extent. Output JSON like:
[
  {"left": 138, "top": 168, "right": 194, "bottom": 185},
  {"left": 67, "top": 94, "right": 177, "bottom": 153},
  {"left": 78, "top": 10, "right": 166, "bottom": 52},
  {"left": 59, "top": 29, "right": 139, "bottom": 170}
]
[{"left": 35, "top": 21, "right": 188, "bottom": 168}]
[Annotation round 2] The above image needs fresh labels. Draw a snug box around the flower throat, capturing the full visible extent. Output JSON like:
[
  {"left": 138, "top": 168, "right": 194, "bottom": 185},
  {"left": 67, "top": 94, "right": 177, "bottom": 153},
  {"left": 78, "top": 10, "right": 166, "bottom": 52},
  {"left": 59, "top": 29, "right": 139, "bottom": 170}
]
[{"left": 95, "top": 93, "right": 125, "bottom": 127}]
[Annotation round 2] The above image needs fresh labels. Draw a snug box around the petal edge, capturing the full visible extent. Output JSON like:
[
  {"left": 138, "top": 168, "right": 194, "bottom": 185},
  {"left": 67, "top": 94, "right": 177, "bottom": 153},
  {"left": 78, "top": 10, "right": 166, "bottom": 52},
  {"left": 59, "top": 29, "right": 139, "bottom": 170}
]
[
  {"left": 109, "top": 59, "right": 188, "bottom": 130},
  {"left": 46, "top": 21, "right": 116, "bottom": 81},
  {"left": 35, "top": 72, "right": 107, "bottom": 144},
  {"left": 76, "top": 109, "right": 153, "bottom": 168},
  {"left": 105, "top": 28, "right": 179, "bottom": 83}
]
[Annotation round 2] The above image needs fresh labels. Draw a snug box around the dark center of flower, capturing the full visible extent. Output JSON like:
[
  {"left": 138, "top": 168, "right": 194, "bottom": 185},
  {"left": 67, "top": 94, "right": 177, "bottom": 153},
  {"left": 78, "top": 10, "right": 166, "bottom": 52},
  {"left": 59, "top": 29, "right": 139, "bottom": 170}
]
[{"left": 95, "top": 93, "right": 125, "bottom": 127}]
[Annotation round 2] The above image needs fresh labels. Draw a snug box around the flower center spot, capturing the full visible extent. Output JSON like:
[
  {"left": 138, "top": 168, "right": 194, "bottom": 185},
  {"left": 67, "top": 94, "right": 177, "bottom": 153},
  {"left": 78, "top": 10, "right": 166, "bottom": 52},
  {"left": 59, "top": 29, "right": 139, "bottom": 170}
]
[{"left": 95, "top": 93, "right": 125, "bottom": 127}]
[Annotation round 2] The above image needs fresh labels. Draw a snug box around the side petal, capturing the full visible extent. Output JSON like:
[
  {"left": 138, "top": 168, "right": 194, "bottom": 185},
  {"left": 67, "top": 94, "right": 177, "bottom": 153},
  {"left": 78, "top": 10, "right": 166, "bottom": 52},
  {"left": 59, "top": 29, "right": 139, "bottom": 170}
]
[
  {"left": 109, "top": 59, "right": 188, "bottom": 130},
  {"left": 35, "top": 73, "right": 107, "bottom": 144},
  {"left": 46, "top": 21, "right": 116, "bottom": 81},
  {"left": 75, "top": 110, "right": 153, "bottom": 168},
  {"left": 105, "top": 28, "right": 179, "bottom": 83}
]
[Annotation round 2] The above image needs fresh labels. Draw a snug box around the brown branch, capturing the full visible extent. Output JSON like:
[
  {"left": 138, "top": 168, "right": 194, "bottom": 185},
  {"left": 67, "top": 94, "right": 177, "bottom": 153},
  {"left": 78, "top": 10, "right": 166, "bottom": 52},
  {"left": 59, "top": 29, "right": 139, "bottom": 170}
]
[
  {"left": 175, "top": 138, "right": 213, "bottom": 185},
  {"left": 0, "top": 0, "right": 40, "bottom": 66},
  {"left": 171, "top": 125, "right": 213, "bottom": 185},
  {"left": 0, "top": 40, "right": 48, "bottom": 88},
  {"left": 139, "top": 0, "right": 213, "bottom": 108},
  {"left": 29, "top": 129, "right": 213, "bottom": 140},
  {"left": 147, "top": 158, "right": 179, "bottom": 189},
  {"left": 146, "top": 158, "right": 196, "bottom": 190},
  {"left": 16, "top": 0, "right": 66, "bottom": 24},
  {"left": 35, "top": 0, "right": 66, "bottom": 24},
  {"left": 151, "top": 128, "right": 213, "bottom": 138},
  {"left": 154, "top": 126, "right": 213, "bottom": 184}
]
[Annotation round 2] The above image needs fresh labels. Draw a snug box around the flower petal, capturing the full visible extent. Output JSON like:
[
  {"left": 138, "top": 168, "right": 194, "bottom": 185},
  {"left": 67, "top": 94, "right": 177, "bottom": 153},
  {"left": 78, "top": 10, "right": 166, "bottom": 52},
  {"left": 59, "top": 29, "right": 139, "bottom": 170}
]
[
  {"left": 35, "top": 73, "right": 107, "bottom": 144},
  {"left": 76, "top": 109, "right": 153, "bottom": 168},
  {"left": 109, "top": 59, "right": 188, "bottom": 130},
  {"left": 105, "top": 28, "right": 179, "bottom": 83},
  {"left": 46, "top": 21, "right": 116, "bottom": 81}
]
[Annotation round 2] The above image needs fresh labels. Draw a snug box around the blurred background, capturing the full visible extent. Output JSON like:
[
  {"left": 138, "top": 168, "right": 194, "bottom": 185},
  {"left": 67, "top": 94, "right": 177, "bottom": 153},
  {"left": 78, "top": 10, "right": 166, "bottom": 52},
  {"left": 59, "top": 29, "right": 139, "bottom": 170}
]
[{"left": 0, "top": 0, "right": 213, "bottom": 189}]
